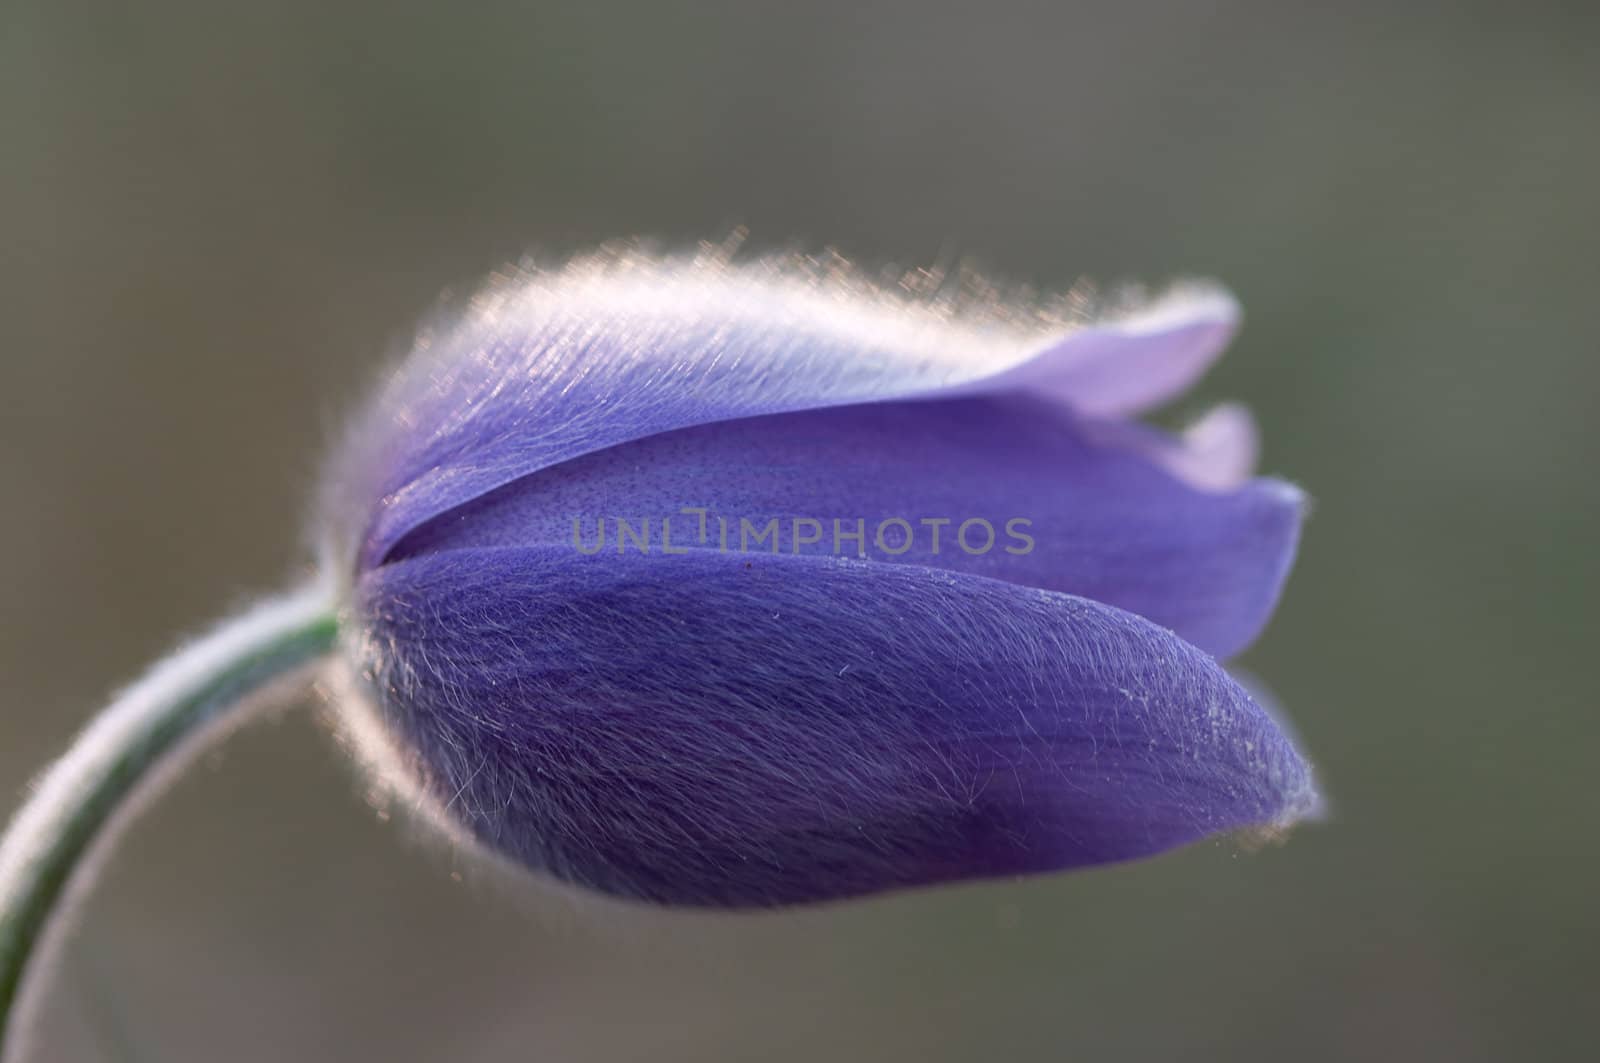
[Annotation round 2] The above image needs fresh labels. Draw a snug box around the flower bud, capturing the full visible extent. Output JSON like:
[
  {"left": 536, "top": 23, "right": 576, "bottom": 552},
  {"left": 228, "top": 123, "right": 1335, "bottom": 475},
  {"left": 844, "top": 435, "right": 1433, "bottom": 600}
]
[{"left": 324, "top": 251, "right": 1318, "bottom": 907}]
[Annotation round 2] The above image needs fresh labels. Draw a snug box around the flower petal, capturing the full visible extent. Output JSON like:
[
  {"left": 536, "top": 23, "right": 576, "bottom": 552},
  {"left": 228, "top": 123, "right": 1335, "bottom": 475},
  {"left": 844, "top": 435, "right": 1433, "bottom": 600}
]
[
  {"left": 1175, "top": 404, "right": 1261, "bottom": 490},
  {"left": 353, "top": 545, "right": 1319, "bottom": 907},
  {"left": 389, "top": 395, "right": 1301, "bottom": 659},
  {"left": 1080, "top": 402, "right": 1263, "bottom": 494},
  {"left": 957, "top": 287, "right": 1238, "bottom": 417},
  {"left": 326, "top": 255, "right": 1238, "bottom": 571}
]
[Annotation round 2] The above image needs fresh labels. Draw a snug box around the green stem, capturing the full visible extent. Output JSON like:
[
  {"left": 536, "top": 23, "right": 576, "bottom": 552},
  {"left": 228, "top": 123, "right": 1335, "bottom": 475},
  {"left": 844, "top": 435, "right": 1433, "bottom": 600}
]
[{"left": 0, "top": 585, "right": 339, "bottom": 1057}]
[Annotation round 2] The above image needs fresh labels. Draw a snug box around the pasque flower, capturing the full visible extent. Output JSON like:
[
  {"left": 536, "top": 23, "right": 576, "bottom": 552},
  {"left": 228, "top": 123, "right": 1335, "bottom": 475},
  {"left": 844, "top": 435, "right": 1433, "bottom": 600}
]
[
  {"left": 0, "top": 249, "right": 1325, "bottom": 1058},
  {"left": 323, "top": 251, "right": 1320, "bottom": 907}
]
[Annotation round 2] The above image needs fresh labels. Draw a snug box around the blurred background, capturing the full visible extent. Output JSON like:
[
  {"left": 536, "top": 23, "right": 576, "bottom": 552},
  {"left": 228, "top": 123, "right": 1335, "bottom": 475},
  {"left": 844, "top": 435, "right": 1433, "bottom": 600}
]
[{"left": 2, "top": 1, "right": 1595, "bottom": 1060}]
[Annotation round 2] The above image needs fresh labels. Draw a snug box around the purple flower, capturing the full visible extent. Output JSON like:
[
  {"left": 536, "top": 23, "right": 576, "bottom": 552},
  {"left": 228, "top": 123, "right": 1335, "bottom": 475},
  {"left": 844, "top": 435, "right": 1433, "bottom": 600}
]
[{"left": 325, "top": 251, "right": 1320, "bottom": 907}]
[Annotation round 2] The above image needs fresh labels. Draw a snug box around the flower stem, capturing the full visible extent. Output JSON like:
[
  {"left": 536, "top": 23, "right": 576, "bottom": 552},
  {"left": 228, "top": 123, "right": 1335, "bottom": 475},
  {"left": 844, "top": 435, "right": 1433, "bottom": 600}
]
[{"left": 0, "top": 585, "right": 339, "bottom": 1057}]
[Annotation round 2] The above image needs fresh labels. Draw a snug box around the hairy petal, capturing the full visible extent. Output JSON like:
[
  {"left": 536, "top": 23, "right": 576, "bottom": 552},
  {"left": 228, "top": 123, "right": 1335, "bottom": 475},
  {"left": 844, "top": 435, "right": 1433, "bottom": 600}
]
[
  {"left": 325, "top": 255, "right": 1238, "bottom": 571},
  {"left": 390, "top": 395, "right": 1301, "bottom": 659},
  {"left": 354, "top": 547, "right": 1319, "bottom": 908}
]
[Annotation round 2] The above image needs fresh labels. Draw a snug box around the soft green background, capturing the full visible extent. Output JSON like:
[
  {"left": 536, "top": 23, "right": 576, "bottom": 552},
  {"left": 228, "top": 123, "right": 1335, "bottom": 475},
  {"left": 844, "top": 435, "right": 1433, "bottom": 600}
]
[{"left": 2, "top": 2, "right": 1594, "bottom": 1060}]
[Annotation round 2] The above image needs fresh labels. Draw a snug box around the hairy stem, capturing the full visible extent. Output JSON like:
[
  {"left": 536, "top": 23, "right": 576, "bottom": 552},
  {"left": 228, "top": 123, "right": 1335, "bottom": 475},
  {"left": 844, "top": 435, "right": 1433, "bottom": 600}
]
[{"left": 0, "top": 586, "right": 339, "bottom": 1057}]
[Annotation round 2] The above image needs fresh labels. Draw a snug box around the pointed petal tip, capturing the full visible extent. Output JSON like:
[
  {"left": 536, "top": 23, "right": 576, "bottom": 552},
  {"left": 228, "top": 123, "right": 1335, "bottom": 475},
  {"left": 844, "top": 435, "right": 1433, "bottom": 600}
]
[
  {"left": 1260, "top": 477, "right": 1310, "bottom": 507},
  {"left": 1175, "top": 402, "right": 1259, "bottom": 490},
  {"left": 1108, "top": 280, "right": 1241, "bottom": 337},
  {"left": 1237, "top": 772, "right": 1326, "bottom": 851},
  {"left": 1271, "top": 478, "right": 1317, "bottom": 521},
  {"left": 1008, "top": 280, "right": 1244, "bottom": 419},
  {"left": 1227, "top": 668, "right": 1324, "bottom": 834},
  {"left": 1250, "top": 477, "right": 1312, "bottom": 538}
]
